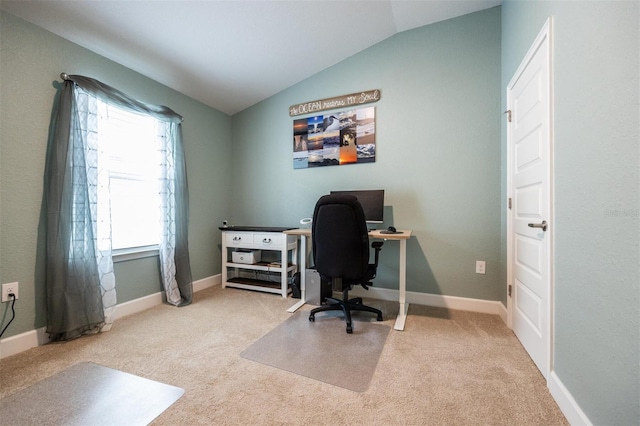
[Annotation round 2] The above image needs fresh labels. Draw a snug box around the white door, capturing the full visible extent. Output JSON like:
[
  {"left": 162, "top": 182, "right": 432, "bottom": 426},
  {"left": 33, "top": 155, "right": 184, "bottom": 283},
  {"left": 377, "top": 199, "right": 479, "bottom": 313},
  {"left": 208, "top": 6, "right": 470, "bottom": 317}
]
[{"left": 507, "top": 19, "right": 553, "bottom": 380}]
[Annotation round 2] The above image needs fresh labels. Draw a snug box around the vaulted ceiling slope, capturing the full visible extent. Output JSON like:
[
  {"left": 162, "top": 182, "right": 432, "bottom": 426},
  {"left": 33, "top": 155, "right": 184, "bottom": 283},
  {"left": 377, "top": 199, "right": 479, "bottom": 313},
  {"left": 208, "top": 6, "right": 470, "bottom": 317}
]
[{"left": 1, "top": 0, "right": 501, "bottom": 115}]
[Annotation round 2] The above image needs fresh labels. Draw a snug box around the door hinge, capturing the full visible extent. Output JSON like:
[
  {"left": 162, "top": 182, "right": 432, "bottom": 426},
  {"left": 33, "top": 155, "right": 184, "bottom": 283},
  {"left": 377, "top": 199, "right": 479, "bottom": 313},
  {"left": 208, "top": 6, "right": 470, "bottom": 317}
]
[
  {"left": 504, "top": 109, "right": 512, "bottom": 122},
  {"left": 508, "top": 284, "right": 513, "bottom": 297},
  {"left": 508, "top": 197, "right": 512, "bottom": 210}
]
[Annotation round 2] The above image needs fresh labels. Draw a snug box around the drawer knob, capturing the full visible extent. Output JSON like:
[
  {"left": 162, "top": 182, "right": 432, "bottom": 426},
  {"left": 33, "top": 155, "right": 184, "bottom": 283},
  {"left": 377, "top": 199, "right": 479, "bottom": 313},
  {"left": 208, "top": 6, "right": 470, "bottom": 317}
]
[{"left": 263, "top": 238, "right": 272, "bottom": 243}]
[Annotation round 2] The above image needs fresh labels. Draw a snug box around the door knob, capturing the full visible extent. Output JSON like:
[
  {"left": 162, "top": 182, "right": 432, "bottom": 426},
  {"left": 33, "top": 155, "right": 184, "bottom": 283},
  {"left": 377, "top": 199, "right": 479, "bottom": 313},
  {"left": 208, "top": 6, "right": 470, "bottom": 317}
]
[{"left": 528, "top": 220, "right": 548, "bottom": 232}]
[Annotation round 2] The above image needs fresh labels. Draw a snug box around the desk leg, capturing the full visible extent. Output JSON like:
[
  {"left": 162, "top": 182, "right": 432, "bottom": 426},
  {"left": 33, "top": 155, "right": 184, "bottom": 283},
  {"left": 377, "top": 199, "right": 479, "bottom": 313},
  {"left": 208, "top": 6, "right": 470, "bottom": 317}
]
[
  {"left": 393, "top": 239, "right": 409, "bottom": 330},
  {"left": 287, "top": 234, "right": 307, "bottom": 312}
]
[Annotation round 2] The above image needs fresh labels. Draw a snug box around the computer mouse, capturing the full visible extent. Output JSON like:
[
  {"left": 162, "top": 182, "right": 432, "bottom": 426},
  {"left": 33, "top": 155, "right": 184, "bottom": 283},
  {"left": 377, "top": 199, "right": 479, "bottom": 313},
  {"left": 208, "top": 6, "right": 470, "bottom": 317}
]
[{"left": 387, "top": 226, "right": 397, "bottom": 233}]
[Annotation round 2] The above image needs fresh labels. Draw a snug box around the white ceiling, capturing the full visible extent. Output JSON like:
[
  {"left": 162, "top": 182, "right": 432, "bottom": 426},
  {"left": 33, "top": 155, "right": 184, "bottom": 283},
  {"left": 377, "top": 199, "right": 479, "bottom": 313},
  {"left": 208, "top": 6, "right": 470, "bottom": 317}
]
[{"left": 2, "top": 0, "right": 501, "bottom": 115}]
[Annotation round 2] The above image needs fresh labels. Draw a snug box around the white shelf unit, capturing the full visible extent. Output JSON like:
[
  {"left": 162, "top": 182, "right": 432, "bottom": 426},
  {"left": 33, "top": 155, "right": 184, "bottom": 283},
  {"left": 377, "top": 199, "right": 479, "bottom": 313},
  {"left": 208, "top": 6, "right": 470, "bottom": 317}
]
[{"left": 221, "top": 230, "right": 298, "bottom": 297}]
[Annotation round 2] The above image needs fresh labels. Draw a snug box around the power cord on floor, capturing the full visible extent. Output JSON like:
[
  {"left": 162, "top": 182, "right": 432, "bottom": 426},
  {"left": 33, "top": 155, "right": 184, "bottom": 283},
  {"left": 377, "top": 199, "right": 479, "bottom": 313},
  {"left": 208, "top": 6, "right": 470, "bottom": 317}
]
[{"left": 0, "top": 293, "right": 16, "bottom": 338}]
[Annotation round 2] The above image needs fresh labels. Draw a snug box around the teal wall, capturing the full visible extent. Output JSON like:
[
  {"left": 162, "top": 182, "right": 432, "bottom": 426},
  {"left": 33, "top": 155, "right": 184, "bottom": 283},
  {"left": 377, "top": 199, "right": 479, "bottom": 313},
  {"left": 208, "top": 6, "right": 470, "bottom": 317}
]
[
  {"left": 501, "top": 1, "right": 639, "bottom": 424},
  {"left": 231, "top": 7, "right": 503, "bottom": 301},
  {"left": 0, "top": 11, "right": 232, "bottom": 338}
]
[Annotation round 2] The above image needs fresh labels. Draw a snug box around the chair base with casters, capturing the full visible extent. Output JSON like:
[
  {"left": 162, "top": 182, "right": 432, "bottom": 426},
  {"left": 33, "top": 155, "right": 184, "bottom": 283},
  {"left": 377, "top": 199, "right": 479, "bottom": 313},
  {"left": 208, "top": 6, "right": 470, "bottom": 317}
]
[
  {"left": 309, "top": 256, "right": 383, "bottom": 334},
  {"left": 309, "top": 286, "right": 383, "bottom": 333}
]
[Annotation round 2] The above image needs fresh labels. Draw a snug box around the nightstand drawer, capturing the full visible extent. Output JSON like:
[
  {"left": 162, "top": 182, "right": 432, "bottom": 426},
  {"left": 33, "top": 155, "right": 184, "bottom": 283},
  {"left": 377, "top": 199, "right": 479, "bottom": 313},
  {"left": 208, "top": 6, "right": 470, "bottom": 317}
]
[
  {"left": 226, "top": 232, "right": 251, "bottom": 246},
  {"left": 254, "top": 233, "right": 283, "bottom": 247}
]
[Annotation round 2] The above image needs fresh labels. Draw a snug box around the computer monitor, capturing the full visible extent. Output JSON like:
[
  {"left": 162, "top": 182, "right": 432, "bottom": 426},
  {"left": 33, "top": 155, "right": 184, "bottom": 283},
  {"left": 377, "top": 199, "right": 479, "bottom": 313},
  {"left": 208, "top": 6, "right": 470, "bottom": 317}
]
[{"left": 330, "top": 189, "right": 384, "bottom": 225}]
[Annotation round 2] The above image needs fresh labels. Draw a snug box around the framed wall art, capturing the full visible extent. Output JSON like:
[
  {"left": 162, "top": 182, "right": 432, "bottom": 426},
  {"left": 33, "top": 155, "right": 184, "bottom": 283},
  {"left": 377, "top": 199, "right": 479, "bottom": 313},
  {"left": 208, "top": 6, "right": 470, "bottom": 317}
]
[{"left": 293, "top": 106, "right": 375, "bottom": 169}]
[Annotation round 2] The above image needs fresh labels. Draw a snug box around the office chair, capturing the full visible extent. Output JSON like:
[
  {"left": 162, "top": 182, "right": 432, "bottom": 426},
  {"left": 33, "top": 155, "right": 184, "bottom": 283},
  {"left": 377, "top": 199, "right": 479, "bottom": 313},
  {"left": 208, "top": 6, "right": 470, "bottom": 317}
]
[{"left": 309, "top": 194, "right": 384, "bottom": 333}]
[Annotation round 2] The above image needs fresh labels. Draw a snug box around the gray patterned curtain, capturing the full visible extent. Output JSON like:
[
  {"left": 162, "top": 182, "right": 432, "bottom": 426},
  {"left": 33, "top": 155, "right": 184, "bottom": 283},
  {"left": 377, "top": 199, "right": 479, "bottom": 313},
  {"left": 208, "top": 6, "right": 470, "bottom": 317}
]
[{"left": 45, "top": 74, "right": 192, "bottom": 341}]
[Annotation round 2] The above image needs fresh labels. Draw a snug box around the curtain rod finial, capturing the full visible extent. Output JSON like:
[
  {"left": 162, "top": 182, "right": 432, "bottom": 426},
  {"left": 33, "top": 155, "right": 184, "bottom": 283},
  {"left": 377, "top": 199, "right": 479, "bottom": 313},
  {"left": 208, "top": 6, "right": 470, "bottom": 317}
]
[{"left": 60, "top": 73, "right": 69, "bottom": 81}]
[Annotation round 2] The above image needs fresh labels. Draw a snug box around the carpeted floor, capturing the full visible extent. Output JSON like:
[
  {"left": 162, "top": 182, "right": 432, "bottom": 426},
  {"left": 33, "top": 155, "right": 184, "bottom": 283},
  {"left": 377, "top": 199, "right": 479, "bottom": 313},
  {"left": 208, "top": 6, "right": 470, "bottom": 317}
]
[{"left": 0, "top": 285, "right": 568, "bottom": 425}]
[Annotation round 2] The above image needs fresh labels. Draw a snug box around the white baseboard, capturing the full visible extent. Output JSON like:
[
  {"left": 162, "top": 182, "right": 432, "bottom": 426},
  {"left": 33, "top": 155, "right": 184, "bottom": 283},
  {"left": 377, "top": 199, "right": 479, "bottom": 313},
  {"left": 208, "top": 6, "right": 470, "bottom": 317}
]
[
  {"left": 549, "top": 371, "right": 592, "bottom": 426},
  {"left": 108, "top": 274, "right": 222, "bottom": 322},
  {"left": 0, "top": 326, "right": 51, "bottom": 360},
  {"left": 349, "top": 286, "right": 508, "bottom": 320},
  {"left": 193, "top": 274, "right": 220, "bottom": 292},
  {"left": 112, "top": 292, "right": 164, "bottom": 321},
  {"left": 0, "top": 274, "right": 222, "bottom": 359},
  {"left": 497, "top": 301, "right": 508, "bottom": 324}
]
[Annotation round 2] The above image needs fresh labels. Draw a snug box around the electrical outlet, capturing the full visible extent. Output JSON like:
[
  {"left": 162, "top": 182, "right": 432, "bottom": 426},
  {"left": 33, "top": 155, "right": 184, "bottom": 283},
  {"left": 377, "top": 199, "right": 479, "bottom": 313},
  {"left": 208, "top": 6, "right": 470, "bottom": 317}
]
[
  {"left": 2, "top": 282, "right": 19, "bottom": 302},
  {"left": 475, "top": 261, "right": 486, "bottom": 275}
]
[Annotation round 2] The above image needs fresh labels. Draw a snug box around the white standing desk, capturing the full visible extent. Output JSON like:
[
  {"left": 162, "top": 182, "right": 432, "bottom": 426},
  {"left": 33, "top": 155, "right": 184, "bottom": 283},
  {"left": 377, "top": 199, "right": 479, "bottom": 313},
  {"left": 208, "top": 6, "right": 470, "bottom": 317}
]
[{"left": 283, "top": 228, "right": 412, "bottom": 331}]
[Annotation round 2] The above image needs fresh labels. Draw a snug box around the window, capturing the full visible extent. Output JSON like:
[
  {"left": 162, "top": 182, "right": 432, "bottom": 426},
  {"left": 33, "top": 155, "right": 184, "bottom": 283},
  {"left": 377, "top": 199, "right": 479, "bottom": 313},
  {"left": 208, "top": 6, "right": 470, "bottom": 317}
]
[{"left": 98, "top": 103, "right": 163, "bottom": 252}]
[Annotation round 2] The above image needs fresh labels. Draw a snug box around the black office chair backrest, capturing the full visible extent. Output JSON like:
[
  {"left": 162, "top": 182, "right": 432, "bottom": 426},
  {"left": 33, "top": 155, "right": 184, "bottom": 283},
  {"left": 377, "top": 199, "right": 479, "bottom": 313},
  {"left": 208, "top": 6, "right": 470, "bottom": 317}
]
[{"left": 312, "top": 194, "right": 369, "bottom": 282}]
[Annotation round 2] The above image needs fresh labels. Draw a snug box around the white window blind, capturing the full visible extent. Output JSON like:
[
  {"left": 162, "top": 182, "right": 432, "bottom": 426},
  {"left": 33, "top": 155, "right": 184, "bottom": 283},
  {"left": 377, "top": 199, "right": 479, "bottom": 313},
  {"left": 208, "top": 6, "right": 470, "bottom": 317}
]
[{"left": 98, "top": 103, "right": 162, "bottom": 251}]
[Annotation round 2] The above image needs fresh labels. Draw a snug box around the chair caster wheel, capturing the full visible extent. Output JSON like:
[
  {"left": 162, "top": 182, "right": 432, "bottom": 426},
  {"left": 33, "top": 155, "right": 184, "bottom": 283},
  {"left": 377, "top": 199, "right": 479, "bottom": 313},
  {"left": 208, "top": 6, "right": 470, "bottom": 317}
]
[
  {"left": 309, "top": 315, "right": 315, "bottom": 322},
  {"left": 377, "top": 314, "right": 383, "bottom": 321},
  {"left": 346, "top": 325, "right": 353, "bottom": 333}
]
